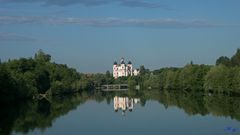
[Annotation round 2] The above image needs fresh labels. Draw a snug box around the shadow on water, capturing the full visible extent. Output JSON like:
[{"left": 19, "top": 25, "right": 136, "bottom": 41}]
[{"left": 0, "top": 89, "right": 240, "bottom": 135}]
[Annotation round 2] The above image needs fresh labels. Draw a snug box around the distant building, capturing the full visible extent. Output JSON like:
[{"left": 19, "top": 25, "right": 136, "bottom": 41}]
[
  {"left": 113, "top": 58, "right": 139, "bottom": 79},
  {"left": 133, "top": 69, "right": 140, "bottom": 76}
]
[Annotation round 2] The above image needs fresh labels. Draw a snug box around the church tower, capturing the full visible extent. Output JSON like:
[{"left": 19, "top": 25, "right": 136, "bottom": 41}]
[
  {"left": 113, "top": 61, "right": 118, "bottom": 79},
  {"left": 127, "top": 61, "right": 133, "bottom": 76}
]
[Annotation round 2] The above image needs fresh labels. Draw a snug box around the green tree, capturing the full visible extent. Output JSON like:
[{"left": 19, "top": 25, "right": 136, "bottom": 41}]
[
  {"left": 216, "top": 56, "right": 231, "bottom": 66},
  {"left": 35, "top": 49, "right": 51, "bottom": 63},
  {"left": 164, "top": 70, "right": 179, "bottom": 90},
  {"left": 139, "top": 65, "right": 149, "bottom": 76},
  {"left": 106, "top": 70, "right": 111, "bottom": 78},
  {"left": 35, "top": 68, "right": 50, "bottom": 94},
  {"left": 204, "top": 65, "right": 231, "bottom": 93},
  {"left": 127, "top": 77, "right": 137, "bottom": 90},
  {"left": 178, "top": 64, "right": 210, "bottom": 91},
  {"left": 0, "top": 65, "right": 17, "bottom": 100},
  {"left": 231, "top": 48, "right": 240, "bottom": 66},
  {"left": 230, "top": 67, "right": 240, "bottom": 93}
]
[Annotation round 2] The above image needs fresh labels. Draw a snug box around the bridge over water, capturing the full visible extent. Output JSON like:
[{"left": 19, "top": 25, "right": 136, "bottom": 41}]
[{"left": 101, "top": 84, "right": 128, "bottom": 91}]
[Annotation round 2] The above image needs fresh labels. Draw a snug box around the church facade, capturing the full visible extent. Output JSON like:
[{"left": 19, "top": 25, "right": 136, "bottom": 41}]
[{"left": 113, "top": 58, "right": 139, "bottom": 79}]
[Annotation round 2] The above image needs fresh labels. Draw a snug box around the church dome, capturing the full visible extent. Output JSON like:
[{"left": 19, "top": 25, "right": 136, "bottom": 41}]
[{"left": 120, "top": 57, "right": 125, "bottom": 64}]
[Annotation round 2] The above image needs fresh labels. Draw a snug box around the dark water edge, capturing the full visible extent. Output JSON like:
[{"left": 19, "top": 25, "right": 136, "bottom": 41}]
[{"left": 1, "top": 90, "right": 240, "bottom": 135}]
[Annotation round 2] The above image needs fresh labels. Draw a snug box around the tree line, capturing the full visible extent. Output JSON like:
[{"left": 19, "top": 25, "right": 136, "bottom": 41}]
[
  {"left": 1, "top": 49, "right": 240, "bottom": 101},
  {"left": 137, "top": 49, "right": 240, "bottom": 94},
  {"left": 0, "top": 50, "right": 113, "bottom": 101}
]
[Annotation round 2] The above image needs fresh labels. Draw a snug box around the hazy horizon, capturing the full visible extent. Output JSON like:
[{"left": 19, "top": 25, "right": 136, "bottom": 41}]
[{"left": 0, "top": 0, "right": 240, "bottom": 73}]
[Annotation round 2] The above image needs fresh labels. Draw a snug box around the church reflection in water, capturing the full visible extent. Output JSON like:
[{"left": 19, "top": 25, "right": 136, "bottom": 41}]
[{"left": 113, "top": 96, "right": 140, "bottom": 115}]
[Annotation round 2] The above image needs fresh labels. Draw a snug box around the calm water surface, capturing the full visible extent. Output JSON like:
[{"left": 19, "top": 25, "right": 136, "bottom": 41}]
[{"left": 2, "top": 91, "right": 240, "bottom": 135}]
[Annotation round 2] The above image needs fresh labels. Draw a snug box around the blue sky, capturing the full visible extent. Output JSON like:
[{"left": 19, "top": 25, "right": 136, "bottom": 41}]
[{"left": 0, "top": 0, "right": 240, "bottom": 73}]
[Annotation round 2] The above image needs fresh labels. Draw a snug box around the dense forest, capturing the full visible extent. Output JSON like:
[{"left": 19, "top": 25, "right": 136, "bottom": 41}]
[{"left": 1, "top": 49, "right": 240, "bottom": 101}]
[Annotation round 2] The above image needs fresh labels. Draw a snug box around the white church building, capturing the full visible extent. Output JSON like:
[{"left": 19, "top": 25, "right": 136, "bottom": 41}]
[{"left": 113, "top": 58, "right": 139, "bottom": 79}]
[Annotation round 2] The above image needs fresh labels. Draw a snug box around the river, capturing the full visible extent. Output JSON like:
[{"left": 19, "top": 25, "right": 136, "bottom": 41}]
[{"left": 1, "top": 90, "right": 240, "bottom": 135}]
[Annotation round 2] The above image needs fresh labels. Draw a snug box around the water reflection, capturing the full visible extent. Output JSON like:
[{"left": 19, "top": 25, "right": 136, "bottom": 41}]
[
  {"left": 0, "top": 90, "right": 240, "bottom": 135},
  {"left": 113, "top": 96, "right": 140, "bottom": 115}
]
